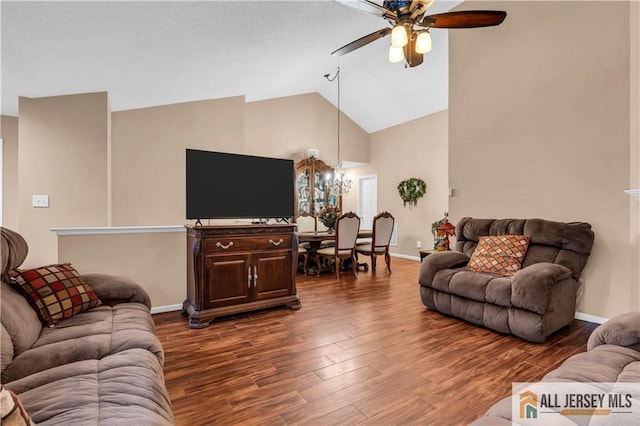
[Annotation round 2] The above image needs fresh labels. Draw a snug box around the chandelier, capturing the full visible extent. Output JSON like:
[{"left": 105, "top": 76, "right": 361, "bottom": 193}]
[{"left": 324, "top": 66, "right": 352, "bottom": 197}]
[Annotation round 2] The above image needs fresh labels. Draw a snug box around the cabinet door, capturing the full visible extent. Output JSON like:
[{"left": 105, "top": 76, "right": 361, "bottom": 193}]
[
  {"left": 203, "top": 253, "right": 252, "bottom": 309},
  {"left": 252, "top": 251, "right": 293, "bottom": 301},
  {"left": 313, "top": 170, "right": 327, "bottom": 214},
  {"left": 296, "top": 169, "right": 311, "bottom": 214}
]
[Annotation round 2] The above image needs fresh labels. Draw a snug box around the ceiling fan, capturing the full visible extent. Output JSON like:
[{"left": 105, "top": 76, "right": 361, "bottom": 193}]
[{"left": 332, "top": 0, "right": 507, "bottom": 67}]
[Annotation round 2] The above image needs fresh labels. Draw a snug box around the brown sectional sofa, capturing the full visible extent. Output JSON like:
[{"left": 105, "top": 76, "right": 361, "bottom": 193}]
[
  {"left": 419, "top": 218, "right": 594, "bottom": 342},
  {"left": 471, "top": 311, "right": 640, "bottom": 425},
  {"left": 0, "top": 227, "right": 173, "bottom": 424}
]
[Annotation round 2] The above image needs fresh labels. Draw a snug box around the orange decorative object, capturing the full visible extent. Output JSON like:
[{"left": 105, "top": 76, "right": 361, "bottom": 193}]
[{"left": 435, "top": 213, "right": 456, "bottom": 251}]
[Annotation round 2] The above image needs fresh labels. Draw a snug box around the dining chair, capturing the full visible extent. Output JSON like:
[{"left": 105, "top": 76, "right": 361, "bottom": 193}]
[
  {"left": 297, "top": 245, "right": 310, "bottom": 275},
  {"left": 295, "top": 212, "right": 316, "bottom": 234},
  {"left": 316, "top": 212, "right": 361, "bottom": 279},
  {"left": 295, "top": 212, "right": 316, "bottom": 274},
  {"left": 355, "top": 211, "right": 394, "bottom": 273}
]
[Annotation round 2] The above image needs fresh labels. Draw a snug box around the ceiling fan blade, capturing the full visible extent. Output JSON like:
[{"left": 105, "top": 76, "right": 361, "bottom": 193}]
[
  {"left": 331, "top": 27, "right": 392, "bottom": 57},
  {"left": 422, "top": 10, "right": 507, "bottom": 28},
  {"left": 333, "top": 0, "right": 397, "bottom": 19}
]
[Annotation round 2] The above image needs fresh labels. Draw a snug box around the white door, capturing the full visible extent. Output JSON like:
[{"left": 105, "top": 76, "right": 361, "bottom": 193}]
[{"left": 358, "top": 175, "right": 377, "bottom": 230}]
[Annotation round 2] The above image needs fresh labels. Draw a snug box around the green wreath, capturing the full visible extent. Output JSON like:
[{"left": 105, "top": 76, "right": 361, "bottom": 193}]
[{"left": 397, "top": 178, "right": 427, "bottom": 207}]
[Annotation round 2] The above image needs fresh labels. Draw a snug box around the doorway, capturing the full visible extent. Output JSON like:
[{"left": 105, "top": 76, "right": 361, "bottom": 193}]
[{"left": 357, "top": 175, "right": 377, "bottom": 230}]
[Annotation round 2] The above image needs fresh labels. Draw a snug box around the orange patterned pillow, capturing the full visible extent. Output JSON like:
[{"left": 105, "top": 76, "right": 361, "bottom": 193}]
[
  {"left": 9, "top": 263, "right": 101, "bottom": 326},
  {"left": 466, "top": 235, "right": 531, "bottom": 277}
]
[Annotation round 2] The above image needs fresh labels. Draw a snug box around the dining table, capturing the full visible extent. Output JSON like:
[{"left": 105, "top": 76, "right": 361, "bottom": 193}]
[{"left": 297, "top": 229, "right": 373, "bottom": 274}]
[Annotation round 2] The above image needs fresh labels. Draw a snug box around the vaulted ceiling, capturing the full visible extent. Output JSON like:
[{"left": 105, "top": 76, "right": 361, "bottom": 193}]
[{"left": 1, "top": 0, "right": 461, "bottom": 133}]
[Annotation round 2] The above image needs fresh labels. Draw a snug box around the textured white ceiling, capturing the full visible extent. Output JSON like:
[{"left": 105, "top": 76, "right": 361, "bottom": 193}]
[{"left": 1, "top": 0, "right": 461, "bottom": 133}]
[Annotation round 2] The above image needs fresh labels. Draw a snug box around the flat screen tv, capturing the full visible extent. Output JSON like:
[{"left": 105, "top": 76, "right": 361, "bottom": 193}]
[{"left": 186, "top": 149, "right": 294, "bottom": 220}]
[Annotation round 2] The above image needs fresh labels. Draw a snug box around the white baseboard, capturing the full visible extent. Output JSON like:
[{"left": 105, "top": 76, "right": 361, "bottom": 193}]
[
  {"left": 391, "top": 253, "right": 421, "bottom": 262},
  {"left": 150, "top": 304, "right": 183, "bottom": 314},
  {"left": 575, "top": 312, "right": 608, "bottom": 324}
]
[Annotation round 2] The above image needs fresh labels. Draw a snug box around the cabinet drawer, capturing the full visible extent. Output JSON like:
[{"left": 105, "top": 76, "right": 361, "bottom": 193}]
[{"left": 204, "top": 235, "right": 292, "bottom": 253}]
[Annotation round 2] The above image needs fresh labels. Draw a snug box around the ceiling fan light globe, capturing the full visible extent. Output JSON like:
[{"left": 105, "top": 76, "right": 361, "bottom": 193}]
[
  {"left": 391, "top": 25, "right": 408, "bottom": 47},
  {"left": 388, "top": 45, "right": 405, "bottom": 63},
  {"left": 415, "top": 31, "right": 432, "bottom": 54}
]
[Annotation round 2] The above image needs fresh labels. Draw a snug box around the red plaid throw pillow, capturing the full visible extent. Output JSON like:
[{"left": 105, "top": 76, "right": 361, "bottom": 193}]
[{"left": 9, "top": 263, "right": 101, "bottom": 326}]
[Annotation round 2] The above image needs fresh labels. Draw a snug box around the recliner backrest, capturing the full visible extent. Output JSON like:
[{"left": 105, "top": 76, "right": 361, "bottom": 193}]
[
  {"left": 454, "top": 217, "right": 594, "bottom": 280},
  {"left": 0, "top": 227, "right": 43, "bottom": 368}
]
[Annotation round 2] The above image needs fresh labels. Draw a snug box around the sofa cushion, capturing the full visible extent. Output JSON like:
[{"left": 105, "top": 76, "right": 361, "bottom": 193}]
[
  {"left": 1, "top": 303, "right": 164, "bottom": 383},
  {"left": 543, "top": 344, "right": 640, "bottom": 384},
  {"left": 0, "top": 282, "right": 42, "bottom": 358},
  {"left": 0, "top": 384, "right": 35, "bottom": 426},
  {"left": 4, "top": 349, "right": 173, "bottom": 425},
  {"left": 466, "top": 235, "right": 530, "bottom": 277},
  {"left": 587, "top": 311, "right": 640, "bottom": 351},
  {"left": 9, "top": 264, "right": 101, "bottom": 326},
  {"left": 82, "top": 273, "right": 152, "bottom": 308},
  {"left": 0, "top": 228, "right": 28, "bottom": 275},
  {"left": 447, "top": 270, "right": 494, "bottom": 302},
  {"left": 1, "top": 324, "right": 14, "bottom": 376},
  {"left": 484, "top": 277, "right": 512, "bottom": 307}
]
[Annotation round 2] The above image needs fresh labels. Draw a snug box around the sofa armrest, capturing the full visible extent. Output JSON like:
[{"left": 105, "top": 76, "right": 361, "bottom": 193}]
[
  {"left": 587, "top": 311, "right": 640, "bottom": 351},
  {"left": 418, "top": 251, "right": 470, "bottom": 287},
  {"left": 82, "top": 273, "right": 152, "bottom": 309},
  {"left": 511, "top": 263, "right": 573, "bottom": 315}
]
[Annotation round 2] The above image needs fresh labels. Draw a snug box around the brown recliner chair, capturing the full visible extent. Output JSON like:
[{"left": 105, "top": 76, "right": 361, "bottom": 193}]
[{"left": 419, "top": 218, "right": 594, "bottom": 342}]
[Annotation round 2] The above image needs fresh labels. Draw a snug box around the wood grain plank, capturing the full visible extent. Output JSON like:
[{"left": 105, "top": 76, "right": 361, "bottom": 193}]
[{"left": 154, "top": 258, "right": 596, "bottom": 425}]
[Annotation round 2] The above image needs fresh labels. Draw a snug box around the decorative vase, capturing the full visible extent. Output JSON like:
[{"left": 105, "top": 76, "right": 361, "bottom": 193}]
[{"left": 323, "top": 218, "right": 336, "bottom": 233}]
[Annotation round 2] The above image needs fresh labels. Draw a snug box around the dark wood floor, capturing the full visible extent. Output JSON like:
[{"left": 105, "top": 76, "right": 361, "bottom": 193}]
[{"left": 154, "top": 257, "right": 597, "bottom": 425}]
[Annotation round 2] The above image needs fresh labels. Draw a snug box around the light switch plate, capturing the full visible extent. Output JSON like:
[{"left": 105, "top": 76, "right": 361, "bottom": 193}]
[{"left": 32, "top": 195, "right": 49, "bottom": 208}]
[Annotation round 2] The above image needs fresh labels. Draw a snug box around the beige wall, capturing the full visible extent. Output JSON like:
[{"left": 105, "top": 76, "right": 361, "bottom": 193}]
[
  {"left": 58, "top": 231, "right": 186, "bottom": 309},
  {"left": 18, "top": 92, "right": 109, "bottom": 267},
  {"left": 630, "top": 0, "right": 640, "bottom": 309},
  {"left": 1, "top": 115, "right": 19, "bottom": 230},
  {"left": 245, "top": 93, "right": 369, "bottom": 165},
  {"left": 111, "top": 93, "right": 369, "bottom": 227},
  {"left": 449, "top": 1, "right": 636, "bottom": 318},
  {"left": 9, "top": 92, "right": 373, "bottom": 306},
  {"left": 344, "top": 110, "right": 449, "bottom": 257},
  {"left": 111, "top": 96, "right": 246, "bottom": 226}
]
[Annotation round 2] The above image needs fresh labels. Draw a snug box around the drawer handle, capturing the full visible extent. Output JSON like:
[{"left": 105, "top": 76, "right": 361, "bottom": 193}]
[
  {"left": 216, "top": 241, "right": 234, "bottom": 250},
  {"left": 269, "top": 238, "right": 284, "bottom": 247},
  {"left": 254, "top": 265, "right": 258, "bottom": 283},
  {"left": 248, "top": 267, "right": 252, "bottom": 288}
]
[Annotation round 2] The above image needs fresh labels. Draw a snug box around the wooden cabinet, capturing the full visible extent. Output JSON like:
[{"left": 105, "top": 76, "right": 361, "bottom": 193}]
[
  {"left": 184, "top": 224, "right": 301, "bottom": 328},
  {"left": 295, "top": 156, "right": 341, "bottom": 216}
]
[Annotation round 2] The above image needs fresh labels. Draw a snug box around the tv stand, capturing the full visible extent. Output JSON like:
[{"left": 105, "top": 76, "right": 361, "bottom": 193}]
[{"left": 183, "top": 224, "right": 301, "bottom": 328}]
